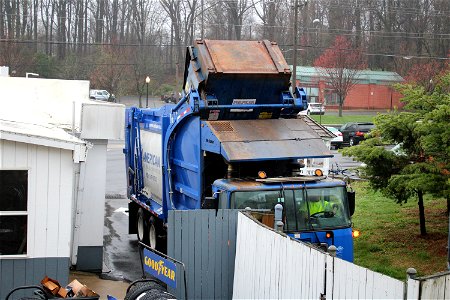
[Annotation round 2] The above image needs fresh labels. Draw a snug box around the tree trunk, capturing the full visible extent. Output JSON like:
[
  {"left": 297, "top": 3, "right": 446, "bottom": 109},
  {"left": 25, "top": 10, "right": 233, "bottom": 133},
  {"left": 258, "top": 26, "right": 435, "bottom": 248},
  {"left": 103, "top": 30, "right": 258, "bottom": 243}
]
[
  {"left": 338, "top": 94, "right": 343, "bottom": 117},
  {"left": 446, "top": 196, "right": 450, "bottom": 216},
  {"left": 418, "top": 190, "right": 427, "bottom": 236}
]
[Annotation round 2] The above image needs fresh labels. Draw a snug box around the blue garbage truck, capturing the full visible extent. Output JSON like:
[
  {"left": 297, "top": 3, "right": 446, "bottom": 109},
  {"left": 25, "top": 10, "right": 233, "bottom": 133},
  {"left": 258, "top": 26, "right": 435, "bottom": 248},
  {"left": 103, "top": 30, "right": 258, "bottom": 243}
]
[{"left": 124, "top": 39, "right": 356, "bottom": 262}]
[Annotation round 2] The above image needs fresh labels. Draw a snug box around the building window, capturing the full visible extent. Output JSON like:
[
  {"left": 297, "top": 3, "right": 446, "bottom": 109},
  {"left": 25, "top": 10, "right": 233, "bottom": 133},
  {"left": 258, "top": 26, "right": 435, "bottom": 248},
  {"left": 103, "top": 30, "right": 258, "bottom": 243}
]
[
  {"left": 324, "top": 90, "right": 339, "bottom": 105},
  {"left": 0, "top": 170, "right": 28, "bottom": 255}
]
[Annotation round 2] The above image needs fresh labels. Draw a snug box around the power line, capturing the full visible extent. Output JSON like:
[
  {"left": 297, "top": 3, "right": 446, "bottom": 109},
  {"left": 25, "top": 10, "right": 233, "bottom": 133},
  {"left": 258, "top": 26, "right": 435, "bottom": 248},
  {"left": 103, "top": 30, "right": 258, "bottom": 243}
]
[{"left": 1, "top": 38, "right": 448, "bottom": 60}]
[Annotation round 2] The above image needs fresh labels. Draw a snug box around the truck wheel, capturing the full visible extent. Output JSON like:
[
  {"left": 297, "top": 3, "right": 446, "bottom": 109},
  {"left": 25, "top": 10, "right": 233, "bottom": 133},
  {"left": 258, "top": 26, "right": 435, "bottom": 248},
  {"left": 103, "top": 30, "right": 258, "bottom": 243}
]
[
  {"left": 125, "top": 280, "right": 166, "bottom": 300},
  {"left": 148, "top": 217, "right": 157, "bottom": 250},
  {"left": 137, "top": 208, "right": 148, "bottom": 244},
  {"left": 349, "top": 137, "right": 356, "bottom": 146}
]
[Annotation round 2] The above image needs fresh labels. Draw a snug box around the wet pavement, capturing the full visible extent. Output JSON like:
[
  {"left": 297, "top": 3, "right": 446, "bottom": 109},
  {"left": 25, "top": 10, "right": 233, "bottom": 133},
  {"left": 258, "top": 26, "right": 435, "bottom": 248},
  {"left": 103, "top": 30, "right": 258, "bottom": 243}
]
[
  {"left": 69, "top": 271, "right": 130, "bottom": 300},
  {"left": 103, "top": 144, "right": 143, "bottom": 283}
]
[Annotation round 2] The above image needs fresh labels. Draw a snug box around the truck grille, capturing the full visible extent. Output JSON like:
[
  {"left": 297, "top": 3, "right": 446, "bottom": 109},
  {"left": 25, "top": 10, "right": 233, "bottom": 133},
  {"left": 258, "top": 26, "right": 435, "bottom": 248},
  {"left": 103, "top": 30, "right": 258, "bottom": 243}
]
[{"left": 210, "top": 121, "right": 234, "bottom": 132}]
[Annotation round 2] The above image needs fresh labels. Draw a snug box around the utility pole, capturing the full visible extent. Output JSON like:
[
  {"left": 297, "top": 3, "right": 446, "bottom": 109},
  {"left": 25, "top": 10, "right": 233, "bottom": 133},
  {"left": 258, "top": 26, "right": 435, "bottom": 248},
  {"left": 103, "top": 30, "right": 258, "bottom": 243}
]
[
  {"left": 292, "top": 0, "right": 299, "bottom": 93},
  {"left": 292, "top": 0, "right": 307, "bottom": 95},
  {"left": 201, "top": 0, "right": 204, "bottom": 39}
]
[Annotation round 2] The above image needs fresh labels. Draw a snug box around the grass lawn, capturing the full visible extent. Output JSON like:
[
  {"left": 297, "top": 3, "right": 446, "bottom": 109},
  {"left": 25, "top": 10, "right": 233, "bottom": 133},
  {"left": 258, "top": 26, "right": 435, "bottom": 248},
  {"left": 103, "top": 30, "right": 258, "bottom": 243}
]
[
  {"left": 352, "top": 181, "right": 448, "bottom": 280},
  {"left": 309, "top": 115, "right": 375, "bottom": 125}
]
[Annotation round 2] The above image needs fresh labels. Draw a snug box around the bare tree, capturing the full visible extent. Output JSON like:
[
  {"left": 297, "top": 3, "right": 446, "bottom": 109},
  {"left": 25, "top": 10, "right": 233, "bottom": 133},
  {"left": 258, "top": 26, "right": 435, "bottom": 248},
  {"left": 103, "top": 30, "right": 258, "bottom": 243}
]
[{"left": 314, "top": 36, "right": 367, "bottom": 117}]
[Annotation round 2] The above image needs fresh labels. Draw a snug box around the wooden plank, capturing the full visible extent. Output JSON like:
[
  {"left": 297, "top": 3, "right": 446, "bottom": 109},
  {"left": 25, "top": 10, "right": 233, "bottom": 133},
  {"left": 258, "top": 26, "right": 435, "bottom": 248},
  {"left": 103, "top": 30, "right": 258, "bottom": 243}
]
[
  {"left": 386, "top": 273, "right": 404, "bottom": 299},
  {"left": 333, "top": 258, "right": 343, "bottom": 299},
  {"left": 1, "top": 259, "right": 14, "bottom": 300},
  {"left": 56, "top": 258, "right": 69, "bottom": 285},
  {"left": 208, "top": 210, "right": 217, "bottom": 299},
  {"left": 348, "top": 262, "right": 360, "bottom": 299},
  {"left": 232, "top": 213, "right": 242, "bottom": 299},
  {"left": 245, "top": 214, "right": 256, "bottom": 298},
  {"left": 227, "top": 209, "right": 237, "bottom": 298},
  {"left": 25, "top": 259, "right": 34, "bottom": 286},
  {"left": 166, "top": 211, "right": 175, "bottom": 296},
  {"left": 13, "top": 259, "right": 26, "bottom": 299},
  {"left": 167, "top": 211, "right": 174, "bottom": 258},
  {"left": 34, "top": 146, "right": 49, "bottom": 257},
  {"left": 325, "top": 255, "right": 334, "bottom": 299},
  {"left": 233, "top": 212, "right": 248, "bottom": 299},
  {"left": 365, "top": 269, "right": 375, "bottom": 299},
  {"left": 57, "top": 150, "right": 74, "bottom": 257},
  {"left": 445, "top": 275, "right": 450, "bottom": 299},
  {"left": 1, "top": 140, "right": 16, "bottom": 168},
  {"left": 194, "top": 211, "right": 202, "bottom": 299},
  {"left": 372, "top": 271, "right": 385, "bottom": 299},
  {"left": 187, "top": 211, "right": 195, "bottom": 299},
  {"left": 318, "top": 252, "right": 326, "bottom": 298},
  {"left": 280, "top": 236, "right": 289, "bottom": 299},
  {"left": 214, "top": 210, "right": 223, "bottom": 299},
  {"left": 286, "top": 239, "right": 298, "bottom": 299},
  {"left": 200, "top": 210, "right": 208, "bottom": 298},
  {"left": 268, "top": 232, "right": 279, "bottom": 299},
  {"left": 46, "top": 148, "right": 61, "bottom": 257},
  {"left": 421, "top": 277, "right": 446, "bottom": 300},
  {"left": 180, "top": 211, "right": 191, "bottom": 297},
  {"left": 46, "top": 258, "right": 58, "bottom": 278},
  {"left": 406, "top": 277, "right": 420, "bottom": 299},
  {"left": 14, "top": 142, "right": 28, "bottom": 167},
  {"left": 221, "top": 210, "right": 229, "bottom": 299},
  {"left": 172, "top": 211, "right": 184, "bottom": 299},
  {"left": 26, "top": 144, "right": 37, "bottom": 257},
  {"left": 261, "top": 226, "right": 271, "bottom": 299}
]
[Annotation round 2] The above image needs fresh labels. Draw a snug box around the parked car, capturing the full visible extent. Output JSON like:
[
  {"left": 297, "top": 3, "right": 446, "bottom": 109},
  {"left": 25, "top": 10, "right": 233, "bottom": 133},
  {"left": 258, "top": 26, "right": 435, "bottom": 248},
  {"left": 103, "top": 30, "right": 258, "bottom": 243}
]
[
  {"left": 298, "top": 102, "right": 325, "bottom": 115},
  {"left": 161, "top": 93, "right": 177, "bottom": 103},
  {"left": 325, "top": 126, "right": 343, "bottom": 149},
  {"left": 339, "top": 122, "right": 375, "bottom": 146},
  {"left": 89, "top": 89, "right": 115, "bottom": 102}
]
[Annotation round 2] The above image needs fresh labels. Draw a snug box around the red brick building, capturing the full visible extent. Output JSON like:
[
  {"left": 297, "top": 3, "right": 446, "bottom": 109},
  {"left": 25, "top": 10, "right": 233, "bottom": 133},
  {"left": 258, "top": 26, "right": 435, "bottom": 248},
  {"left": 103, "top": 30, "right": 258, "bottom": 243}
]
[{"left": 294, "top": 66, "right": 405, "bottom": 110}]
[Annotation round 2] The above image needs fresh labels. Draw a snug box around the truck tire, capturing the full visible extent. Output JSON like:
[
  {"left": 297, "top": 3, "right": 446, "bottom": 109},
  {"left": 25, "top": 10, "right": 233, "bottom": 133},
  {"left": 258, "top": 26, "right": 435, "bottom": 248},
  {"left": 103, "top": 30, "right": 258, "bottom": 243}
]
[
  {"left": 125, "top": 280, "right": 165, "bottom": 300},
  {"left": 148, "top": 217, "right": 157, "bottom": 250},
  {"left": 349, "top": 137, "right": 357, "bottom": 146},
  {"left": 137, "top": 208, "right": 148, "bottom": 244},
  {"left": 126, "top": 287, "right": 165, "bottom": 300}
]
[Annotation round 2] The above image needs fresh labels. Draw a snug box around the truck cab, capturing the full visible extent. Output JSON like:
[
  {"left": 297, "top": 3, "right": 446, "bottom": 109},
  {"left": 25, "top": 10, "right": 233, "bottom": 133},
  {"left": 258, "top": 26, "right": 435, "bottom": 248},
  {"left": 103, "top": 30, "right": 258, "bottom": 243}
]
[{"left": 213, "top": 177, "right": 354, "bottom": 262}]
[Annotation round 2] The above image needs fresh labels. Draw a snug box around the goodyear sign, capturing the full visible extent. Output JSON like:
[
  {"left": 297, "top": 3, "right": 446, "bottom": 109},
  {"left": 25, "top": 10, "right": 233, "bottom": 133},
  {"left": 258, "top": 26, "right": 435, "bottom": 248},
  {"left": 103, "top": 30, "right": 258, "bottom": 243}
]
[{"left": 143, "top": 248, "right": 177, "bottom": 288}]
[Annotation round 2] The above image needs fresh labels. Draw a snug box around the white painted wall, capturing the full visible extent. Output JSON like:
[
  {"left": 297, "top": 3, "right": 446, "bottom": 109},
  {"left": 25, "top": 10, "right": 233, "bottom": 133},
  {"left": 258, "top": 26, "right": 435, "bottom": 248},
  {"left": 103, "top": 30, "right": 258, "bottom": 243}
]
[
  {"left": 0, "top": 77, "right": 90, "bottom": 130},
  {"left": 71, "top": 141, "right": 107, "bottom": 264},
  {"left": 80, "top": 103, "right": 125, "bottom": 140},
  {"left": 0, "top": 139, "right": 75, "bottom": 259}
]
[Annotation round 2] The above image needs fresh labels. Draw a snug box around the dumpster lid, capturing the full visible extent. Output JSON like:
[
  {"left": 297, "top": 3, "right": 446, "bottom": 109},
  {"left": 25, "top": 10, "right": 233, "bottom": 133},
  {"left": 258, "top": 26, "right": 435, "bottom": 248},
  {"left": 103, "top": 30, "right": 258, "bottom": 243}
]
[{"left": 205, "top": 118, "right": 333, "bottom": 162}]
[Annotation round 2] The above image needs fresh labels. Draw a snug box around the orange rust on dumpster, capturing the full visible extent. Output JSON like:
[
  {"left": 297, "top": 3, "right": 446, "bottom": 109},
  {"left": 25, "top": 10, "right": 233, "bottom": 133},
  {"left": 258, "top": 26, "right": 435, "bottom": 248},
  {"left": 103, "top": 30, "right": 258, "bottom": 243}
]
[{"left": 198, "top": 39, "right": 291, "bottom": 75}]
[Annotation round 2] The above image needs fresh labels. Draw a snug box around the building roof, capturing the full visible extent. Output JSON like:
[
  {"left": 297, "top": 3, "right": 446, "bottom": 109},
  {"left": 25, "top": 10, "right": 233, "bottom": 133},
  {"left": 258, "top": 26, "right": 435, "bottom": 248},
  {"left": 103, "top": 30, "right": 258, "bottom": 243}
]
[
  {"left": 292, "top": 66, "right": 404, "bottom": 85},
  {"left": 0, "top": 119, "right": 87, "bottom": 162}
]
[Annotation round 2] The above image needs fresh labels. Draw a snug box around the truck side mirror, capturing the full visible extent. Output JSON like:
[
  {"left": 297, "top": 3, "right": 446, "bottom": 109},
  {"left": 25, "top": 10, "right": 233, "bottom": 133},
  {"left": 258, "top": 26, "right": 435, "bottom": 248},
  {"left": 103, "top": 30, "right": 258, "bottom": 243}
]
[
  {"left": 347, "top": 191, "right": 355, "bottom": 216},
  {"left": 202, "top": 192, "right": 220, "bottom": 209}
]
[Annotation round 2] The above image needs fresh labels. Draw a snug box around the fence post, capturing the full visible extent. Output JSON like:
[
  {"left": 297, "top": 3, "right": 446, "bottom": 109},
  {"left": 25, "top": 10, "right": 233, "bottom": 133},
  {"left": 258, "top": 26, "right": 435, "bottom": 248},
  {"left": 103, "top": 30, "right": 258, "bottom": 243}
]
[
  {"left": 406, "top": 268, "right": 417, "bottom": 279},
  {"left": 328, "top": 245, "right": 337, "bottom": 257},
  {"left": 405, "top": 268, "right": 418, "bottom": 300},
  {"left": 274, "top": 204, "right": 283, "bottom": 230},
  {"left": 325, "top": 246, "right": 337, "bottom": 300}
]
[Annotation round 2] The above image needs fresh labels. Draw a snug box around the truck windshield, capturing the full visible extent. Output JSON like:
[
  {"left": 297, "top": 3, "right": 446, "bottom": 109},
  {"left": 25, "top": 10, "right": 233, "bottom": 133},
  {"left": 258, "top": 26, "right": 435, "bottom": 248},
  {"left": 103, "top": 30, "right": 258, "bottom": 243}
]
[{"left": 230, "top": 187, "right": 351, "bottom": 231}]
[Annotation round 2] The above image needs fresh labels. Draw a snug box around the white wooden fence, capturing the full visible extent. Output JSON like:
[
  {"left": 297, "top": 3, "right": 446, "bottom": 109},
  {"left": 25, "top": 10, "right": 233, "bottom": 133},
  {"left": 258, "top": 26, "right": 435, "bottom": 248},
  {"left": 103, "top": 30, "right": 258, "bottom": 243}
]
[
  {"left": 407, "top": 271, "right": 450, "bottom": 299},
  {"left": 233, "top": 212, "right": 448, "bottom": 299},
  {"left": 233, "top": 214, "right": 326, "bottom": 299},
  {"left": 326, "top": 255, "right": 404, "bottom": 299}
]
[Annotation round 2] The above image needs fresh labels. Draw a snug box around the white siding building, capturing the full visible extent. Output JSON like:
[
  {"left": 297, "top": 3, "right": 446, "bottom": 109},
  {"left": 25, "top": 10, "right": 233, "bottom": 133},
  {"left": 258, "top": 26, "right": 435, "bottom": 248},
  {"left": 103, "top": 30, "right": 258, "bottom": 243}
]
[{"left": 0, "top": 76, "right": 124, "bottom": 298}]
